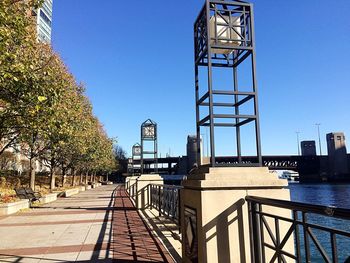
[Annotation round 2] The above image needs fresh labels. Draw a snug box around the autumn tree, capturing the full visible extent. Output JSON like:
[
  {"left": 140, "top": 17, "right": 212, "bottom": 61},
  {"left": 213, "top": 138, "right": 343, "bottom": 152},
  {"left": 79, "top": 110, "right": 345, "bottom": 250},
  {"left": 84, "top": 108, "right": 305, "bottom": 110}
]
[
  {"left": 1, "top": 1, "right": 117, "bottom": 191},
  {"left": 0, "top": 0, "right": 42, "bottom": 154}
]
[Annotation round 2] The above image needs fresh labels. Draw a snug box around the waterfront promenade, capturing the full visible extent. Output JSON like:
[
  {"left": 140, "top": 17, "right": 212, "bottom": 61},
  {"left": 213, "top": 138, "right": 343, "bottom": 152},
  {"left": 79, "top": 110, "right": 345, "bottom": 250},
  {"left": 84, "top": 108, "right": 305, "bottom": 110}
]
[{"left": 0, "top": 185, "right": 174, "bottom": 262}]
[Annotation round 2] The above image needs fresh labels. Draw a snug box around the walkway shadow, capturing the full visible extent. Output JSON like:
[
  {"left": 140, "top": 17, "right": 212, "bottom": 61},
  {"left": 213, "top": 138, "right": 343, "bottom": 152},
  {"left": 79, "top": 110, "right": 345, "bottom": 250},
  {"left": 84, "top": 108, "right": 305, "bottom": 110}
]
[
  {"left": 1, "top": 185, "right": 174, "bottom": 262},
  {"left": 110, "top": 186, "right": 174, "bottom": 263},
  {"left": 89, "top": 186, "right": 118, "bottom": 261},
  {"left": 140, "top": 210, "right": 181, "bottom": 263}
]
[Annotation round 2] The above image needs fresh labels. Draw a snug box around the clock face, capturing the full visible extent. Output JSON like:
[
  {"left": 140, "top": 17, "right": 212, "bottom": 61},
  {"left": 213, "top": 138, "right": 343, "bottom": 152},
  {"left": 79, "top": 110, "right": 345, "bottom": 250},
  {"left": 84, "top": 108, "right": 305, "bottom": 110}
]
[
  {"left": 143, "top": 126, "right": 155, "bottom": 138},
  {"left": 133, "top": 146, "right": 141, "bottom": 155}
]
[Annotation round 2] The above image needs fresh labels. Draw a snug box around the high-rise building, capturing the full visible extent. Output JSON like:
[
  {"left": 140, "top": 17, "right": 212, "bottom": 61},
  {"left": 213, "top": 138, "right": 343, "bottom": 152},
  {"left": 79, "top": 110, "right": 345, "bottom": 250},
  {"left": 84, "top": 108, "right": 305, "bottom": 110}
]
[
  {"left": 326, "top": 132, "right": 349, "bottom": 178},
  {"left": 186, "top": 135, "right": 198, "bottom": 171},
  {"left": 186, "top": 135, "right": 208, "bottom": 171},
  {"left": 32, "top": 0, "right": 53, "bottom": 43},
  {"left": 301, "top": 140, "right": 316, "bottom": 156}
]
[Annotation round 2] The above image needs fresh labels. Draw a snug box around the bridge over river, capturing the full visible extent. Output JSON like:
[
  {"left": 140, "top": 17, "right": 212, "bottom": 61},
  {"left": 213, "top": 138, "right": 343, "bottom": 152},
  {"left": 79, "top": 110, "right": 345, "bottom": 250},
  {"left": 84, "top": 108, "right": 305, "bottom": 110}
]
[{"left": 142, "top": 155, "right": 320, "bottom": 175}]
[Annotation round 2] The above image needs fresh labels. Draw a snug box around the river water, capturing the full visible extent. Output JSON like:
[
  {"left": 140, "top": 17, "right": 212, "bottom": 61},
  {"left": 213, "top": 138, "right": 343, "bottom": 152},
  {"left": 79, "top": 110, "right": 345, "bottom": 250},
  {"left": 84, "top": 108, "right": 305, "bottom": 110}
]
[{"left": 288, "top": 183, "right": 350, "bottom": 262}]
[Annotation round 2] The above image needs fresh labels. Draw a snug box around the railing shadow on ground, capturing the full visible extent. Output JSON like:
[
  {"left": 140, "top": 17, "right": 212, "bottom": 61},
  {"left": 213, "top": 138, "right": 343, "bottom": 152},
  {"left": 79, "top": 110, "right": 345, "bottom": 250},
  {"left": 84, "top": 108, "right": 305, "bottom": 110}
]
[
  {"left": 111, "top": 186, "right": 173, "bottom": 263},
  {"left": 140, "top": 209, "right": 182, "bottom": 263},
  {"left": 128, "top": 184, "right": 183, "bottom": 262},
  {"left": 89, "top": 186, "right": 117, "bottom": 261}
]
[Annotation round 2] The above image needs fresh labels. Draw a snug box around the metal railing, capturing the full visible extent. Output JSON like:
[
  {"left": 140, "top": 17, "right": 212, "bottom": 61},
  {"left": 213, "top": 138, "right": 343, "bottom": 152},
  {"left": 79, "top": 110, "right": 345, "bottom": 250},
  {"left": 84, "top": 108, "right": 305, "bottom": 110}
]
[
  {"left": 149, "top": 184, "right": 182, "bottom": 226},
  {"left": 246, "top": 195, "right": 350, "bottom": 263}
]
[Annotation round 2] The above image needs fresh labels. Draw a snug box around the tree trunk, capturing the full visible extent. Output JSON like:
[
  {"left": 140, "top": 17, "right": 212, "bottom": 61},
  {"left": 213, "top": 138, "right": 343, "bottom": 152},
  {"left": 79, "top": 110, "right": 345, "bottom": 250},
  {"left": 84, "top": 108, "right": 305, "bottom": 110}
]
[
  {"left": 29, "top": 157, "right": 36, "bottom": 190},
  {"left": 79, "top": 170, "right": 83, "bottom": 185},
  {"left": 49, "top": 159, "right": 55, "bottom": 190},
  {"left": 85, "top": 171, "right": 88, "bottom": 185},
  {"left": 62, "top": 166, "right": 66, "bottom": 187},
  {"left": 50, "top": 169, "right": 55, "bottom": 190},
  {"left": 71, "top": 168, "right": 76, "bottom": 187}
]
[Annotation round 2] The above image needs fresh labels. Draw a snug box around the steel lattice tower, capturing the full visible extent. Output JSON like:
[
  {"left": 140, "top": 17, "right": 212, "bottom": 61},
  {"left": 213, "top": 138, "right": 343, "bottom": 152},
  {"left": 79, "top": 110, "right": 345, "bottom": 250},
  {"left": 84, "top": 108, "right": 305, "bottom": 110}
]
[{"left": 194, "top": 0, "right": 262, "bottom": 167}]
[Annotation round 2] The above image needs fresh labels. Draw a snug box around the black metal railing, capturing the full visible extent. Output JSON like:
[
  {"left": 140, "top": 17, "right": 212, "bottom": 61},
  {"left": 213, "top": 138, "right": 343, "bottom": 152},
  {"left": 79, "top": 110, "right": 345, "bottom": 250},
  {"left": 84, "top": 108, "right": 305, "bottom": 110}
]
[
  {"left": 149, "top": 184, "right": 182, "bottom": 226},
  {"left": 246, "top": 195, "right": 350, "bottom": 263}
]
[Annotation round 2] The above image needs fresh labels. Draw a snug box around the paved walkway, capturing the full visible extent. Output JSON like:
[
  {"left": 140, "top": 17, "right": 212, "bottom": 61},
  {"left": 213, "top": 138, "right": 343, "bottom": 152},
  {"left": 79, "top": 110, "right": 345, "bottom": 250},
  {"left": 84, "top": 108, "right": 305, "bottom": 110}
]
[{"left": 0, "top": 185, "right": 174, "bottom": 262}]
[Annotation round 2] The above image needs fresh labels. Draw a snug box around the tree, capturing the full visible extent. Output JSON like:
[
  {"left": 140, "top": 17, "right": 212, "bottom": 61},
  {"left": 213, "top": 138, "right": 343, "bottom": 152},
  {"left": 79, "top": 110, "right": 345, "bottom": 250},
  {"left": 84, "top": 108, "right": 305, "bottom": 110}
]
[
  {"left": 19, "top": 46, "right": 70, "bottom": 190},
  {"left": 0, "top": 151, "right": 16, "bottom": 170},
  {"left": 0, "top": 0, "right": 42, "bottom": 154},
  {"left": 0, "top": 1, "right": 116, "bottom": 192},
  {"left": 114, "top": 145, "right": 128, "bottom": 175}
]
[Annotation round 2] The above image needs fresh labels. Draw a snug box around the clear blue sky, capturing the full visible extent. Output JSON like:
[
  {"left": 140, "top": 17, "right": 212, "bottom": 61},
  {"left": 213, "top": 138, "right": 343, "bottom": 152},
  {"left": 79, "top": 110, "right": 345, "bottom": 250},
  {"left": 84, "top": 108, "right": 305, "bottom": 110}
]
[{"left": 52, "top": 0, "right": 350, "bottom": 157}]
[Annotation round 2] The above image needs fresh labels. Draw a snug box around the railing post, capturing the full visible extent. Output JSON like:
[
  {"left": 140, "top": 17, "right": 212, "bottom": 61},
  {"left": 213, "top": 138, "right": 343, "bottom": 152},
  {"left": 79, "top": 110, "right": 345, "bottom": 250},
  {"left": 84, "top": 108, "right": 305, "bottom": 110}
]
[
  {"left": 331, "top": 233, "right": 338, "bottom": 263},
  {"left": 178, "top": 188, "right": 181, "bottom": 234},
  {"left": 158, "top": 185, "right": 161, "bottom": 217},
  {"left": 302, "top": 212, "right": 311, "bottom": 263},
  {"left": 149, "top": 184, "right": 152, "bottom": 210},
  {"left": 150, "top": 184, "right": 154, "bottom": 209},
  {"left": 171, "top": 188, "right": 174, "bottom": 217},
  {"left": 250, "top": 201, "right": 263, "bottom": 263},
  {"left": 293, "top": 210, "right": 301, "bottom": 262},
  {"left": 135, "top": 179, "right": 138, "bottom": 207}
]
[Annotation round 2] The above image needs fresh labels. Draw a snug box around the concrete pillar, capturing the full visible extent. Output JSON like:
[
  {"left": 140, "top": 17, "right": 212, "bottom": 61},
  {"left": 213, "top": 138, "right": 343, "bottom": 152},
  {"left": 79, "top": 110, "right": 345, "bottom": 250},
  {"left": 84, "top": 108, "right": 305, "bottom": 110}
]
[
  {"left": 127, "top": 176, "right": 139, "bottom": 203},
  {"left": 135, "top": 174, "right": 163, "bottom": 209},
  {"left": 181, "top": 167, "right": 294, "bottom": 263},
  {"left": 125, "top": 177, "right": 130, "bottom": 191}
]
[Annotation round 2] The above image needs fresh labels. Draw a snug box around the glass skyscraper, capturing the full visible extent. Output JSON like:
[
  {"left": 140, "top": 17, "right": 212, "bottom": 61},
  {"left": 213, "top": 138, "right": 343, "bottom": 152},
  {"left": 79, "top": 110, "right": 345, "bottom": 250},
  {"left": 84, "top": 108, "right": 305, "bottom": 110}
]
[{"left": 33, "top": 0, "right": 53, "bottom": 43}]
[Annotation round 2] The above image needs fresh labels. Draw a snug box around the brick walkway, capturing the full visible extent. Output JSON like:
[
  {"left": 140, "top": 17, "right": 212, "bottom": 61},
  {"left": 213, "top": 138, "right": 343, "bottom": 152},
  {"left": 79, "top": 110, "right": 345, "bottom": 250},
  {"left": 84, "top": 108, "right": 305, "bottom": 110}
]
[
  {"left": 111, "top": 186, "right": 174, "bottom": 262},
  {"left": 0, "top": 185, "right": 175, "bottom": 262}
]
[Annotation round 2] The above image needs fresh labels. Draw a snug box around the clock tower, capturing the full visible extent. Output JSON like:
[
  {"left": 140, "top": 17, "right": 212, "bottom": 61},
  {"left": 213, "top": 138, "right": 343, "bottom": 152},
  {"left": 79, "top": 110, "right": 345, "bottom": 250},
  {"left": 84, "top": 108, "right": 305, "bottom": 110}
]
[
  {"left": 140, "top": 119, "right": 158, "bottom": 174},
  {"left": 131, "top": 143, "right": 142, "bottom": 175}
]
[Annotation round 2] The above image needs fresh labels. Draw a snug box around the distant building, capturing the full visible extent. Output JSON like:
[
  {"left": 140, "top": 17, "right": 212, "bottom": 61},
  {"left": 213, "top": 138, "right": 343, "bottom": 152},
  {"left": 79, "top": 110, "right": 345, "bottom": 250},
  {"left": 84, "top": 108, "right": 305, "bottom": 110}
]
[
  {"left": 186, "top": 135, "right": 206, "bottom": 172},
  {"left": 186, "top": 135, "right": 198, "bottom": 172},
  {"left": 32, "top": 0, "right": 53, "bottom": 43},
  {"left": 301, "top": 140, "right": 316, "bottom": 156},
  {"left": 326, "top": 132, "right": 349, "bottom": 178}
]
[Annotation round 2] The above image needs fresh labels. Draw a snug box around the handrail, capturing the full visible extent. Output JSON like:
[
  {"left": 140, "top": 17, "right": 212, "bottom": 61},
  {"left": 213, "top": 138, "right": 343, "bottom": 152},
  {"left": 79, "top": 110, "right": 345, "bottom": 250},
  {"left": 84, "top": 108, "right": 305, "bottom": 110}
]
[
  {"left": 149, "top": 184, "right": 183, "bottom": 231},
  {"left": 246, "top": 195, "right": 350, "bottom": 263},
  {"left": 246, "top": 195, "right": 350, "bottom": 220},
  {"left": 153, "top": 184, "right": 183, "bottom": 190}
]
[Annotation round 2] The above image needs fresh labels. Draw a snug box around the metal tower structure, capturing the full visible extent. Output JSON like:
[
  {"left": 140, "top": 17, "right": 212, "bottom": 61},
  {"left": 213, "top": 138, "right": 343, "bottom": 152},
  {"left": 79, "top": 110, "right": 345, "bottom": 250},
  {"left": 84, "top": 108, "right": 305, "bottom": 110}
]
[
  {"left": 131, "top": 143, "right": 142, "bottom": 175},
  {"left": 194, "top": 0, "right": 262, "bottom": 167},
  {"left": 141, "top": 119, "right": 158, "bottom": 173}
]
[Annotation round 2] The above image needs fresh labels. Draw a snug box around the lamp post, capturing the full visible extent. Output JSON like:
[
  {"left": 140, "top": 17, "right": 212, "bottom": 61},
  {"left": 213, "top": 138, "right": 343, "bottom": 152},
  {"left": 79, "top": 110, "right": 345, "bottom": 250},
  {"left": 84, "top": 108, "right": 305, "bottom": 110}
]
[
  {"left": 296, "top": 131, "right": 300, "bottom": 156},
  {"left": 315, "top": 123, "right": 322, "bottom": 156},
  {"left": 193, "top": 0, "right": 262, "bottom": 167}
]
